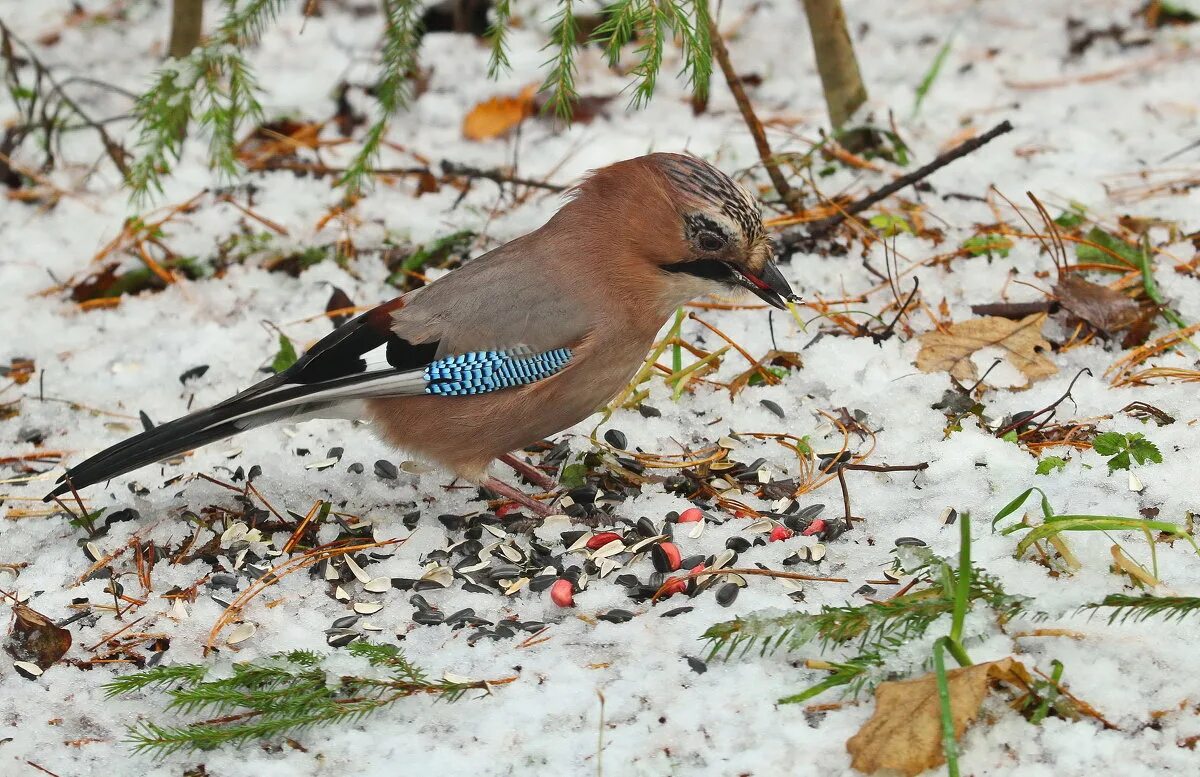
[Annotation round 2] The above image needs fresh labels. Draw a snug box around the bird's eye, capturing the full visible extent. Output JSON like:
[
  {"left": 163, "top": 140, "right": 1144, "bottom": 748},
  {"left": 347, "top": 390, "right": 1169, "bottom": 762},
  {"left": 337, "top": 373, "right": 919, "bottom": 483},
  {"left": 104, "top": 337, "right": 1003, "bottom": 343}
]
[{"left": 697, "top": 231, "right": 725, "bottom": 252}]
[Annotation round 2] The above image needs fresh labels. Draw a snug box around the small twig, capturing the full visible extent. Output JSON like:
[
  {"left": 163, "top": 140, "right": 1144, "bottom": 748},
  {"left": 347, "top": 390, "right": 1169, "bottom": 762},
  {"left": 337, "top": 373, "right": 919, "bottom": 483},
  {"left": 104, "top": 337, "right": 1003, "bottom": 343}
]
[
  {"left": 440, "top": 160, "right": 565, "bottom": 192},
  {"left": 707, "top": 18, "right": 796, "bottom": 208},
  {"left": 834, "top": 462, "right": 930, "bottom": 527},
  {"left": 870, "top": 277, "right": 919, "bottom": 343},
  {"left": 0, "top": 20, "right": 130, "bottom": 177},
  {"left": 992, "top": 367, "right": 1091, "bottom": 438},
  {"left": 970, "top": 301, "right": 1054, "bottom": 319},
  {"left": 795, "top": 120, "right": 1014, "bottom": 241}
]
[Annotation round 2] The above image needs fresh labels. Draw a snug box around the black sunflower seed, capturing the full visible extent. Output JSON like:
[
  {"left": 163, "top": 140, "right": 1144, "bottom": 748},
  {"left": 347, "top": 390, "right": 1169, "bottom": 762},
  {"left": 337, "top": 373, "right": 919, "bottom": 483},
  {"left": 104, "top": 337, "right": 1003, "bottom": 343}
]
[
  {"left": 347, "top": 462, "right": 364, "bottom": 474},
  {"left": 412, "top": 610, "right": 445, "bottom": 626},
  {"left": 598, "top": 609, "right": 634, "bottom": 624},
  {"left": 374, "top": 460, "right": 399, "bottom": 479},
  {"left": 604, "top": 429, "right": 628, "bottom": 449},
  {"left": 660, "top": 606, "right": 693, "bottom": 618},
  {"left": 760, "top": 399, "right": 785, "bottom": 419},
  {"left": 725, "top": 537, "right": 751, "bottom": 553},
  {"left": 715, "top": 583, "right": 739, "bottom": 607}
]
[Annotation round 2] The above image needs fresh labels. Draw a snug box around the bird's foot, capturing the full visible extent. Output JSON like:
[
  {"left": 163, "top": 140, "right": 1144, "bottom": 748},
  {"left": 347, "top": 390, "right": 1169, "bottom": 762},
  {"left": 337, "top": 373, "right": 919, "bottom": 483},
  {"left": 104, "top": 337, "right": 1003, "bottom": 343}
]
[
  {"left": 483, "top": 477, "right": 556, "bottom": 518},
  {"left": 498, "top": 452, "right": 558, "bottom": 492}
]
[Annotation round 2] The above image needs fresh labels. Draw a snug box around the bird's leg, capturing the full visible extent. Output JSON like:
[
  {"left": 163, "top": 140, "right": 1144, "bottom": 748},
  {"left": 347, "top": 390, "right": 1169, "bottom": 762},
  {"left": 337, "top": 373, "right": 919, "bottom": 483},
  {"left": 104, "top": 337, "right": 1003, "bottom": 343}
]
[
  {"left": 483, "top": 477, "right": 556, "bottom": 518},
  {"left": 498, "top": 452, "right": 558, "bottom": 492}
]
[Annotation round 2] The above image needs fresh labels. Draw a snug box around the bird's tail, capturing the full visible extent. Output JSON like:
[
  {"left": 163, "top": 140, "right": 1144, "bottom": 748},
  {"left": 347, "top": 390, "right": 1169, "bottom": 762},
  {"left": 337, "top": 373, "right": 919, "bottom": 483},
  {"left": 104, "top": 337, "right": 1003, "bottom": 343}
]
[{"left": 42, "top": 375, "right": 337, "bottom": 502}]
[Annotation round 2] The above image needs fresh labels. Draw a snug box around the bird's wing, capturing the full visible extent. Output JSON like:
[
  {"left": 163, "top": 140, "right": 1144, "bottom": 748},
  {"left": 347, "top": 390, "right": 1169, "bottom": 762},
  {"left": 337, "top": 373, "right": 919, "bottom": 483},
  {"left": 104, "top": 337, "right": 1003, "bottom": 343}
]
[
  {"left": 43, "top": 247, "right": 587, "bottom": 500},
  {"left": 387, "top": 233, "right": 596, "bottom": 356}
]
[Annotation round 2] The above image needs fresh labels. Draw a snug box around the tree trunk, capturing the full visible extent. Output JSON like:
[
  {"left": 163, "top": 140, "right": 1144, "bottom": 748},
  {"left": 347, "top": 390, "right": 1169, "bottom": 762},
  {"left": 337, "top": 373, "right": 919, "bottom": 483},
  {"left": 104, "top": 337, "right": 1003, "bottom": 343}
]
[
  {"left": 168, "top": 0, "right": 204, "bottom": 58},
  {"left": 801, "top": 0, "right": 867, "bottom": 130}
]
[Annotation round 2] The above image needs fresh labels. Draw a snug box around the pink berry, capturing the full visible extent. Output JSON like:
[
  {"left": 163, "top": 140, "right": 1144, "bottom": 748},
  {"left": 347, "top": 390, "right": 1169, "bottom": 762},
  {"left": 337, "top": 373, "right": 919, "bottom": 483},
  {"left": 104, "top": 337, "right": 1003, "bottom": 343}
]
[
  {"left": 769, "top": 525, "right": 794, "bottom": 542},
  {"left": 586, "top": 531, "right": 622, "bottom": 550},
  {"left": 677, "top": 507, "right": 704, "bottom": 523},
  {"left": 550, "top": 578, "right": 575, "bottom": 607},
  {"left": 801, "top": 519, "right": 826, "bottom": 537}
]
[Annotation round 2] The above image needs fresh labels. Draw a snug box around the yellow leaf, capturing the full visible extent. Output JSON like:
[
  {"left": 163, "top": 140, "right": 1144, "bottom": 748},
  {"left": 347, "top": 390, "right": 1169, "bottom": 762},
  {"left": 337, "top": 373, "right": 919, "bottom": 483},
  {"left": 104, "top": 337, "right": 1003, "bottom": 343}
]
[
  {"left": 916, "top": 313, "right": 1057, "bottom": 387},
  {"left": 462, "top": 85, "right": 537, "bottom": 141},
  {"left": 847, "top": 657, "right": 1033, "bottom": 776}
]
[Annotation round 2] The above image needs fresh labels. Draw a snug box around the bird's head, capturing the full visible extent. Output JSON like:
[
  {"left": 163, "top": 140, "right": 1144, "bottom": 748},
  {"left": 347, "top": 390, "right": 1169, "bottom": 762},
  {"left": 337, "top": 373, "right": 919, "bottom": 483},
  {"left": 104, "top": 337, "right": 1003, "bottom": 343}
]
[{"left": 651, "top": 153, "right": 799, "bottom": 310}]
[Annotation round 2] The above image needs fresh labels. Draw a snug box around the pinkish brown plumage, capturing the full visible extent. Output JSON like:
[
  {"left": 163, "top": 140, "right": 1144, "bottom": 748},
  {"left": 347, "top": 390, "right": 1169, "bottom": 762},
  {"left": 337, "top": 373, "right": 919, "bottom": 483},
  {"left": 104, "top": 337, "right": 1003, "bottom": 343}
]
[{"left": 46, "top": 153, "right": 798, "bottom": 514}]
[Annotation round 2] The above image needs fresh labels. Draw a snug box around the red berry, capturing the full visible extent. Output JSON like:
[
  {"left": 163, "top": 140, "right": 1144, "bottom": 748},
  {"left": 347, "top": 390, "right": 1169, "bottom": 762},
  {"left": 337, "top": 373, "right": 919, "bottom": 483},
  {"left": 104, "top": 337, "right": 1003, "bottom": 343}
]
[
  {"left": 495, "top": 503, "right": 520, "bottom": 518},
  {"left": 653, "top": 542, "right": 682, "bottom": 572},
  {"left": 801, "top": 519, "right": 826, "bottom": 537},
  {"left": 658, "top": 578, "right": 687, "bottom": 598},
  {"left": 689, "top": 563, "right": 706, "bottom": 575},
  {"left": 677, "top": 507, "right": 704, "bottom": 523},
  {"left": 586, "top": 531, "right": 622, "bottom": 550},
  {"left": 769, "top": 525, "right": 794, "bottom": 542},
  {"left": 550, "top": 579, "right": 575, "bottom": 607}
]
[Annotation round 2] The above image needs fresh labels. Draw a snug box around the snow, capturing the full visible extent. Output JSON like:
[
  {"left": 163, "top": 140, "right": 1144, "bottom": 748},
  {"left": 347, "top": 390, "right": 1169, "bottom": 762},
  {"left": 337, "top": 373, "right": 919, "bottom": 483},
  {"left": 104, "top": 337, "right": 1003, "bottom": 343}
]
[{"left": 2, "top": 0, "right": 1200, "bottom": 774}]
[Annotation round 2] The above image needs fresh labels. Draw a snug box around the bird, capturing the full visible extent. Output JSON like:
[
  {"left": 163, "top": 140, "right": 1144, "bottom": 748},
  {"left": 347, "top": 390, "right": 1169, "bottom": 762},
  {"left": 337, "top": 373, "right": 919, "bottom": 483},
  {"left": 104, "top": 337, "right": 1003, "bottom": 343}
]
[{"left": 43, "top": 153, "right": 799, "bottom": 515}]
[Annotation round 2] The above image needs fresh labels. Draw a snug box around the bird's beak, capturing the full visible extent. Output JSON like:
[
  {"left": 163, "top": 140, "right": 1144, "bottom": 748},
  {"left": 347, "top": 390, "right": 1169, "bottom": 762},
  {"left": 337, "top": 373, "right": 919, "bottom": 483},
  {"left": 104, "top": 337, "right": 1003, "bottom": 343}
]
[{"left": 726, "top": 259, "right": 800, "bottom": 310}]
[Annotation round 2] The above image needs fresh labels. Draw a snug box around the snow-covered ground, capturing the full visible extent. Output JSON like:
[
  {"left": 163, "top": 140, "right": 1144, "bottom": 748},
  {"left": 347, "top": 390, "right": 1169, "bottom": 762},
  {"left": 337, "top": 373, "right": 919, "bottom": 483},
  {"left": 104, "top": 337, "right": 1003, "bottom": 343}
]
[{"left": 3, "top": 1, "right": 1200, "bottom": 774}]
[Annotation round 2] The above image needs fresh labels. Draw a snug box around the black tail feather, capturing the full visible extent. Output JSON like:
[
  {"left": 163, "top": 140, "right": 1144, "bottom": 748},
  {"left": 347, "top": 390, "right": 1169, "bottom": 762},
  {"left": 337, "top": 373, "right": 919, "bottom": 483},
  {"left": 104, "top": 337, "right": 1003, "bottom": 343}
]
[{"left": 42, "top": 378, "right": 329, "bottom": 502}]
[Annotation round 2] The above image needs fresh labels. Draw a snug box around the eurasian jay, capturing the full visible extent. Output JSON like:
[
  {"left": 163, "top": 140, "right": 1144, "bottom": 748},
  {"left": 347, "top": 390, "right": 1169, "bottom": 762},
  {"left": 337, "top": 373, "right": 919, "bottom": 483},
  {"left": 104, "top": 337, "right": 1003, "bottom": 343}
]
[{"left": 44, "top": 153, "right": 798, "bottom": 514}]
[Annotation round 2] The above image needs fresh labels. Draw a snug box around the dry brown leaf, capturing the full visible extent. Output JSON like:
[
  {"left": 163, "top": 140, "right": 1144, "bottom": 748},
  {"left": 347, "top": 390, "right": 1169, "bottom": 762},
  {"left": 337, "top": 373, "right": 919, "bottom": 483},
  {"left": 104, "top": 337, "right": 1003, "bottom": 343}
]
[
  {"left": 847, "top": 657, "right": 1033, "bottom": 776},
  {"left": 1053, "top": 275, "right": 1141, "bottom": 334},
  {"left": 916, "top": 313, "right": 1057, "bottom": 387},
  {"left": 3, "top": 604, "right": 72, "bottom": 670},
  {"left": 462, "top": 84, "right": 537, "bottom": 141}
]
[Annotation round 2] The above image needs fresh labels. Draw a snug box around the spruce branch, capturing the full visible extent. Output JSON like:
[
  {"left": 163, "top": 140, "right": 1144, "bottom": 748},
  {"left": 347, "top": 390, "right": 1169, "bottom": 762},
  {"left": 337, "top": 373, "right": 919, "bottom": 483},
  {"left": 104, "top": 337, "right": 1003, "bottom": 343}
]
[
  {"left": 126, "top": 0, "right": 288, "bottom": 204},
  {"left": 539, "top": 0, "right": 580, "bottom": 120},
  {"left": 1081, "top": 594, "right": 1200, "bottom": 625},
  {"left": 338, "top": 0, "right": 423, "bottom": 194},
  {"left": 105, "top": 644, "right": 502, "bottom": 755},
  {"left": 703, "top": 551, "right": 1037, "bottom": 701},
  {"left": 486, "top": 0, "right": 513, "bottom": 77}
]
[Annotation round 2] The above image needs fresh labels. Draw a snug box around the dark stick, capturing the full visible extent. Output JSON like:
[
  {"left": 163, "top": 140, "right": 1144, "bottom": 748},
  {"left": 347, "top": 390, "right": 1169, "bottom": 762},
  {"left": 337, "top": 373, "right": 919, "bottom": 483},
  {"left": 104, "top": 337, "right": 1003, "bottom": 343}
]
[
  {"left": 834, "top": 462, "right": 929, "bottom": 529},
  {"left": 792, "top": 120, "right": 1014, "bottom": 242},
  {"left": 708, "top": 19, "right": 796, "bottom": 207},
  {"left": 440, "top": 161, "right": 565, "bottom": 192},
  {"left": 992, "top": 367, "right": 1092, "bottom": 438},
  {"left": 970, "top": 301, "right": 1054, "bottom": 319},
  {"left": 0, "top": 20, "right": 130, "bottom": 177}
]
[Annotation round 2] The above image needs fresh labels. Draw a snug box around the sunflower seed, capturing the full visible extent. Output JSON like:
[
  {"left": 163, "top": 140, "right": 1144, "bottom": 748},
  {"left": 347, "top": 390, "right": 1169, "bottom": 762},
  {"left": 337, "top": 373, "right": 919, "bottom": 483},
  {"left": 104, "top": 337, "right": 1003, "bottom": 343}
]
[
  {"left": 353, "top": 601, "right": 384, "bottom": 615},
  {"left": 591, "top": 539, "right": 625, "bottom": 559},
  {"left": 374, "top": 460, "right": 399, "bottom": 479},
  {"left": 344, "top": 555, "right": 371, "bottom": 583},
  {"left": 939, "top": 507, "right": 958, "bottom": 525},
  {"left": 226, "top": 622, "right": 256, "bottom": 645},
  {"left": 363, "top": 577, "right": 392, "bottom": 593},
  {"left": 305, "top": 457, "right": 339, "bottom": 470},
  {"left": 604, "top": 429, "right": 628, "bottom": 449},
  {"left": 715, "top": 583, "right": 739, "bottom": 607},
  {"left": 598, "top": 609, "right": 634, "bottom": 624},
  {"left": 327, "top": 631, "right": 357, "bottom": 647},
  {"left": 503, "top": 577, "right": 529, "bottom": 596},
  {"left": 13, "top": 661, "right": 43, "bottom": 679},
  {"left": 688, "top": 519, "right": 705, "bottom": 539},
  {"left": 760, "top": 399, "right": 785, "bottom": 419},
  {"left": 894, "top": 537, "right": 927, "bottom": 548}
]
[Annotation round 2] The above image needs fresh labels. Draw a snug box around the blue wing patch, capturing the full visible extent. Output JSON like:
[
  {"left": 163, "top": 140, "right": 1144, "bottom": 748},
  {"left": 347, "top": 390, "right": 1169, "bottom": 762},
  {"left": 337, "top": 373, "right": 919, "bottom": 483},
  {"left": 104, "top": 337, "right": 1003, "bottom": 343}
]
[{"left": 424, "top": 347, "right": 573, "bottom": 396}]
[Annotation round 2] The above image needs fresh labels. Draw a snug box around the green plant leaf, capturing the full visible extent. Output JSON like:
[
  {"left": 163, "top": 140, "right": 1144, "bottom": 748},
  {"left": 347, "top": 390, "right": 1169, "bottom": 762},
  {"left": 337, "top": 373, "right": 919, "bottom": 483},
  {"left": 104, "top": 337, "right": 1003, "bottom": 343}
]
[
  {"left": 272, "top": 334, "right": 298, "bottom": 373},
  {"left": 1075, "top": 227, "right": 1143, "bottom": 270},
  {"left": 1128, "top": 437, "right": 1162, "bottom": 466},
  {"left": 1091, "top": 432, "right": 1125, "bottom": 456},
  {"left": 869, "top": 213, "right": 912, "bottom": 236},
  {"left": 1035, "top": 457, "right": 1066, "bottom": 476},
  {"left": 1106, "top": 451, "right": 1131, "bottom": 471},
  {"left": 960, "top": 234, "right": 1011, "bottom": 257}
]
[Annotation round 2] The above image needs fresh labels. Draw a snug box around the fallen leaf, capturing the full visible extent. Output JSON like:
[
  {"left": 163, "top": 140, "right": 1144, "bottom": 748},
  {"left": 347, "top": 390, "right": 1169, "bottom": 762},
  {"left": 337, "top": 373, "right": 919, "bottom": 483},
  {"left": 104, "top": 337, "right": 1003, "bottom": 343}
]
[
  {"left": 847, "top": 657, "right": 1033, "bottom": 776},
  {"left": 916, "top": 313, "right": 1057, "bottom": 387},
  {"left": 1053, "top": 275, "right": 1141, "bottom": 334},
  {"left": 3, "top": 605, "right": 72, "bottom": 670},
  {"left": 462, "top": 85, "right": 537, "bottom": 141}
]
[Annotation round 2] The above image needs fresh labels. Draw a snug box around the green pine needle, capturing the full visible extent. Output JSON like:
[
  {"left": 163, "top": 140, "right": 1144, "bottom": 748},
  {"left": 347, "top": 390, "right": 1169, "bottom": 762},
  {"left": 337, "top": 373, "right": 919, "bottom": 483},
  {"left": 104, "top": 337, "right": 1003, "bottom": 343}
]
[
  {"left": 1081, "top": 594, "right": 1200, "bottom": 625},
  {"left": 105, "top": 644, "right": 491, "bottom": 755}
]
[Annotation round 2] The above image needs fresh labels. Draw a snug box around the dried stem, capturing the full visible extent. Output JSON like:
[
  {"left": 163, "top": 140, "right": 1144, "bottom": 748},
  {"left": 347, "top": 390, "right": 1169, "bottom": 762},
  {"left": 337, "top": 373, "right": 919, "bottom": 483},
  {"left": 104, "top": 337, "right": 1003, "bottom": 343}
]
[{"left": 707, "top": 18, "right": 797, "bottom": 208}]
